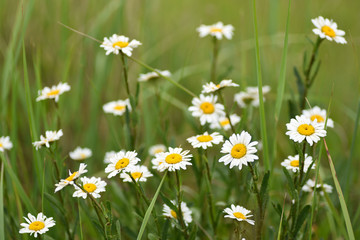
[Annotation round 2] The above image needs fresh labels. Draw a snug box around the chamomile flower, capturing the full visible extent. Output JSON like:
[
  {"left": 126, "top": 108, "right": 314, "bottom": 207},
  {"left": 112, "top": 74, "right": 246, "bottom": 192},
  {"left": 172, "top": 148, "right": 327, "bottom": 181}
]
[
  {"left": 0, "top": 136, "right": 13, "bottom": 152},
  {"left": 210, "top": 114, "right": 241, "bottom": 130},
  {"left": 33, "top": 130, "right": 63, "bottom": 150},
  {"left": 223, "top": 204, "right": 255, "bottom": 225},
  {"left": 54, "top": 163, "right": 88, "bottom": 192},
  {"left": 312, "top": 16, "right": 347, "bottom": 44},
  {"left": 302, "top": 179, "right": 333, "bottom": 196},
  {"left": 19, "top": 213, "right": 55, "bottom": 238},
  {"left": 151, "top": 157, "right": 166, "bottom": 172},
  {"left": 188, "top": 94, "right": 225, "bottom": 125},
  {"left": 219, "top": 131, "right": 258, "bottom": 170},
  {"left": 138, "top": 70, "right": 171, "bottom": 82},
  {"left": 36, "top": 82, "right": 70, "bottom": 102},
  {"left": 100, "top": 34, "right": 142, "bottom": 56},
  {"left": 281, "top": 154, "right": 315, "bottom": 173},
  {"left": 73, "top": 176, "right": 107, "bottom": 199},
  {"left": 149, "top": 144, "right": 166, "bottom": 157},
  {"left": 197, "top": 22, "right": 234, "bottom": 40},
  {"left": 69, "top": 147, "right": 92, "bottom": 161},
  {"left": 234, "top": 86, "right": 270, "bottom": 108},
  {"left": 153, "top": 147, "right": 192, "bottom": 172},
  {"left": 163, "top": 200, "right": 193, "bottom": 226},
  {"left": 286, "top": 115, "right": 327, "bottom": 146},
  {"left": 201, "top": 79, "right": 239, "bottom": 94},
  {"left": 120, "top": 165, "right": 153, "bottom": 182},
  {"left": 104, "top": 150, "right": 125, "bottom": 164},
  {"left": 105, "top": 151, "right": 140, "bottom": 178},
  {"left": 302, "top": 106, "right": 334, "bottom": 128},
  {"left": 187, "top": 131, "right": 223, "bottom": 149},
  {"left": 103, "top": 99, "right": 131, "bottom": 116}
]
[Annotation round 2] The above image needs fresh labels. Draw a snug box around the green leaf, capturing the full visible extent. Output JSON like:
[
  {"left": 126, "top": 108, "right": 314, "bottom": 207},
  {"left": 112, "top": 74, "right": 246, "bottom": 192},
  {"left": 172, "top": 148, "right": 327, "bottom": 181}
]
[
  {"left": 294, "top": 67, "right": 304, "bottom": 102},
  {"left": 260, "top": 171, "right": 270, "bottom": 202},
  {"left": 282, "top": 167, "right": 296, "bottom": 199},
  {"left": 189, "top": 224, "right": 198, "bottom": 240},
  {"left": 116, "top": 220, "right": 121, "bottom": 240},
  {"left": 293, "top": 205, "right": 310, "bottom": 236},
  {"left": 0, "top": 162, "right": 4, "bottom": 240},
  {"left": 161, "top": 219, "right": 170, "bottom": 240}
]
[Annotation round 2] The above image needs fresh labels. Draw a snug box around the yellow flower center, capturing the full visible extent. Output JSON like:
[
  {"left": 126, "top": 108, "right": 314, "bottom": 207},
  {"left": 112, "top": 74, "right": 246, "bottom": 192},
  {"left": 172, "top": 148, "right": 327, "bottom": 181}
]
[
  {"left": 321, "top": 26, "right": 336, "bottom": 38},
  {"left": 310, "top": 114, "right": 324, "bottom": 123},
  {"left": 80, "top": 153, "right": 87, "bottom": 159},
  {"left": 165, "top": 153, "right": 182, "bottom": 164},
  {"left": 115, "top": 158, "right": 130, "bottom": 170},
  {"left": 231, "top": 144, "right": 247, "bottom": 159},
  {"left": 297, "top": 124, "right": 315, "bottom": 136},
  {"left": 290, "top": 160, "right": 299, "bottom": 167},
  {"left": 113, "top": 105, "right": 125, "bottom": 111},
  {"left": 200, "top": 102, "right": 215, "bottom": 114},
  {"left": 154, "top": 148, "right": 164, "bottom": 154},
  {"left": 83, "top": 183, "right": 97, "bottom": 193},
  {"left": 233, "top": 212, "right": 246, "bottom": 219},
  {"left": 131, "top": 172, "right": 142, "bottom": 180},
  {"left": 46, "top": 89, "right": 60, "bottom": 97},
  {"left": 112, "top": 41, "right": 129, "bottom": 48},
  {"left": 197, "top": 135, "right": 213, "bottom": 142},
  {"left": 216, "top": 84, "right": 221, "bottom": 88},
  {"left": 210, "top": 27, "right": 222, "bottom": 33},
  {"left": 29, "top": 221, "right": 45, "bottom": 231},
  {"left": 170, "top": 210, "right": 177, "bottom": 218},
  {"left": 65, "top": 171, "right": 78, "bottom": 182},
  {"left": 0, "top": 143, "right": 3, "bottom": 148},
  {"left": 220, "top": 119, "right": 230, "bottom": 126}
]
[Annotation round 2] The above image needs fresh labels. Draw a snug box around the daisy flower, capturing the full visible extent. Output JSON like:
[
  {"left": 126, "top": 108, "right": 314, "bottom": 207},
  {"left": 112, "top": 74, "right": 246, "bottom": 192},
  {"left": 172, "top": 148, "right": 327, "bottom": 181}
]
[
  {"left": 223, "top": 204, "right": 255, "bottom": 225},
  {"left": 234, "top": 85, "right": 270, "bottom": 108},
  {"left": 69, "top": 147, "right": 92, "bottom": 161},
  {"left": 281, "top": 154, "right": 315, "bottom": 173},
  {"left": 311, "top": 16, "right": 347, "bottom": 44},
  {"left": 153, "top": 147, "right": 192, "bottom": 172},
  {"left": 197, "top": 22, "right": 234, "bottom": 40},
  {"left": 54, "top": 163, "right": 88, "bottom": 192},
  {"left": 36, "top": 82, "right": 70, "bottom": 102},
  {"left": 138, "top": 70, "right": 171, "bottom": 82},
  {"left": 149, "top": 144, "right": 167, "bottom": 157},
  {"left": 0, "top": 136, "right": 13, "bottom": 152},
  {"left": 219, "top": 131, "right": 258, "bottom": 170},
  {"left": 103, "top": 99, "right": 131, "bottom": 116},
  {"left": 286, "top": 115, "right": 327, "bottom": 146},
  {"left": 33, "top": 130, "right": 63, "bottom": 150},
  {"left": 302, "top": 106, "right": 334, "bottom": 128},
  {"left": 120, "top": 165, "right": 153, "bottom": 182},
  {"left": 100, "top": 34, "right": 142, "bottom": 56},
  {"left": 188, "top": 94, "right": 225, "bottom": 125},
  {"left": 187, "top": 131, "right": 223, "bottom": 149},
  {"left": 105, "top": 151, "right": 140, "bottom": 178},
  {"left": 19, "top": 213, "right": 55, "bottom": 238},
  {"left": 104, "top": 150, "right": 125, "bottom": 164},
  {"left": 73, "top": 176, "right": 107, "bottom": 199},
  {"left": 210, "top": 114, "right": 241, "bottom": 130},
  {"left": 163, "top": 200, "right": 193, "bottom": 226},
  {"left": 302, "top": 179, "right": 333, "bottom": 196},
  {"left": 201, "top": 79, "right": 239, "bottom": 94}
]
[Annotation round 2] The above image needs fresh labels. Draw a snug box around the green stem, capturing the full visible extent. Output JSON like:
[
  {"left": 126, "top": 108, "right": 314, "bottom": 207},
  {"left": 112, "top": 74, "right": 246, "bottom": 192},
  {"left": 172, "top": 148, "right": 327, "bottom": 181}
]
[
  {"left": 203, "top": 152, "right": 216, "bottom": 236},
  {"left": 210, "top": 37, "right": 219, "bottom": 83},
  {"left": 120, "top": 52, "right": 131, "bottom": 97},
  {"left": 298, "top": 142, "right": 306, "bottom": 188},
  {"left": 175, "top": 171, "right": 189, "bottom": 238},
  {"left": 248, "top": 163, "right": 263, "bottom": 240},
  {"left": 217, "top": 91, "right": 235, "bottom": 133}
]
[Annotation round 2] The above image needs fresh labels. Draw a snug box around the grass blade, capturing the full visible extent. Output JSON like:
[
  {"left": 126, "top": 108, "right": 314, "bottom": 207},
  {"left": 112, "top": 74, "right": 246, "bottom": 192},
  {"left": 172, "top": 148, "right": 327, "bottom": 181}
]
[
  {"left": 137, "top": 171, "right": 168, "bottom": 240},
  {"left": 323, "top": 139, "right": 355, "bottom": 240},
  {"left": 0, "top": 161, "right": 4, "bottom": 240}
]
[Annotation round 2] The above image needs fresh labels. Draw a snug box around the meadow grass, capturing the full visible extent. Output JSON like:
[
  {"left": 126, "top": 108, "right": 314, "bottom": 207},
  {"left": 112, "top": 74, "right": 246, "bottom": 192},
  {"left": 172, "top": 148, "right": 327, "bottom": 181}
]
[{"left": 1, "top": 0, "right": 360, "bottom": 239}]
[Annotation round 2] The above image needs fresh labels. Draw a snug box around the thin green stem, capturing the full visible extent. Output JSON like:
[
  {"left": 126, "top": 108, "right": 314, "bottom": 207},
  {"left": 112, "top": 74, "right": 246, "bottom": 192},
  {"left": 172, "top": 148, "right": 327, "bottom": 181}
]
[
  {"left": 120, "top": 52, "right": 131, "bottom": 97},
  {"left": 78, "top": 198, "right": 84, "bottom": 240},
  {"left": 248, "top": 163, "right": 263, "bottom": 240},
  {"left": 203, "top": 152, "right": 216, "bottom": 236},
  {"left": 175, "top": 171, "right": 189, "bottom": 238},
  {"left": 217, "top": 91, "right": 235, "bottom": 134},
  {"left": 210, "top": 37, "right": 219, "bottom": 83}
]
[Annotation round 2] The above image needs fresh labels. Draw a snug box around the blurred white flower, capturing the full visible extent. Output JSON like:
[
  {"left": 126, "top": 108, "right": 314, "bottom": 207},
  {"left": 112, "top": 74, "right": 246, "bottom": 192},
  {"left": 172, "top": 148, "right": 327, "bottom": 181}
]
[
  {"left": 163, "top": 200, "right": 193, "bottom": 226},
  {"left": 120, "top": 165, "right": 153, "bottom": 182},
  {"left": 36, "top": 82, "right": 70, "bottom": 102},
  {"left": 187, "top": 131, "right": 223, "bottom": 149},
  {"left": 0, "top": 136, "right": 13, "bottom": 152},
  {"left": 302, "top": 106, "right": 334, "bottom": 128},
  {"left": 138, "top": 70, "right": 171, "bottom": 82},
  {"left": 312, "top": 16, "right": 346, "bottom": 44},
  {"left": 103, "top": 99, "right": 131, "bottom": 116},
  {"left": 33, "top": 130, "right": 63, "bottom": 150},
  {"left": 281, "top": 154, "right": 315, "bottom": 173},
  {"left": 69, "top": 147, "right": 92, "bottom": 161},
  {"left": 197, "top": 22, "right": 234, "bottom": 40},
  {"left": 100, "top": 34, "right": 142, "bottom": 56},
  {"left": 201, "top": 79, "right": 239, "bottom": 94},
  {"left": 188, "top": 94, "right": 225, "bottom": 126},
  {"left": 223, "top": 204, "right": 255, "bottom": 225},
  {"left": 55, "top": 163, "right": 88, "bottom": 192}
]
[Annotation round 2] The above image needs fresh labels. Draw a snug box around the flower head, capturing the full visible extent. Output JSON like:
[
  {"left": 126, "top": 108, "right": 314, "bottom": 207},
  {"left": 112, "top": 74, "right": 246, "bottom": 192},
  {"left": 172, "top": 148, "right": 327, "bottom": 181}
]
[
  {"left": 105, "top": 151, "right": 140, "bottom": 178},
  {"left": 187, "top": 131, "right": 223, "bottom": 149},
  {"left": 281, "top": 154, "right": 315, "bottom": 173},
  {"left": 302, "top": 106, "right": 334, "bottom": 128},
  {"left": 0, "top": 136, "right": 13, "bottom": 152},
  {"left": 69, "top": 147, "right": 92, "bottom": 161},
  {"left": 302, "top": 179, "right": 333, "bottom": 196},
  {"left": 36, "top": 82, "right": 70, "bottom": 102},
  {"left": 219, "top": 131, "right": 258, "bottom": 170},
  {"left": 149, "top": 144, "right": 166, "bottom": 157},
  {"left": 197, "top": 22, "right": 234, "bottom": 40},
  {"left": 188, "top": 94, "right": 225, "bottom": 126},
  {"left": 73, "top": 176, "right": 107, "bottom": 199},
  {"left": 234, "top": 86, "right": 270, "bottom": 108},
  {"left": 223, "top": 204, "right": 255, "bottom": 225},
  {"left": 104, "top": 150, "right": 125, "bottom": 164},
  {"left": 152, "top": 147, "right": 192, "bottom": 172},
  {"left": 55, "top": 163, "right": 88, "bottom": 192},
  {"left": 100, "top": 34, "right": 142, "bottom": 56},
  {"left": 210, "top": 114, "right": 241, "bottom": 130},
  {"left": 201, "top": 79, "right": 239, "bottom": 94},
  {"left": 138, "top": 70, "right": 171, "bottom": 82},
  {"left": 286, "top": 115, "right": 327, "bottom": 146},
  {"left": 120, "top": 165, "right": 153, "bottom": 182},
  {"left": 312, "top": 16, "right": 347, "bottom": 44},
  {"left": 163, "top": 200, "right": 193, "bottom": 226},
  {"left": 19, "top": 213, "right": 55, "bottom": 238},
  {"left": 103, "top": 99, "right": 131, "bottom": 116},
  {"left": 33, "top": 130, "right": 63, "bottom": 150}
]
